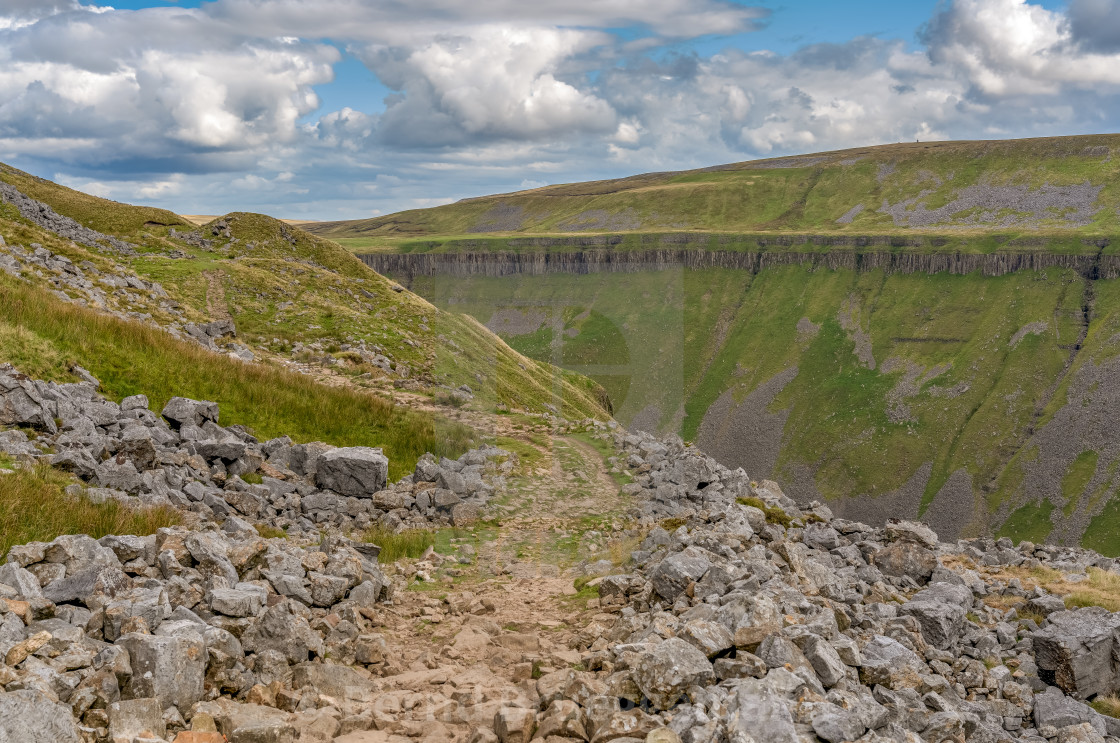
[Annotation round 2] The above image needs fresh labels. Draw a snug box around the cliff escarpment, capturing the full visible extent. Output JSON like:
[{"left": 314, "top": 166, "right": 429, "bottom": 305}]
[
  {"left": 376, "top": 251, "right": 1120, "bottom": 555},
  {"left": 359, "top": 244, "right": 1116, "bottom": 281}
]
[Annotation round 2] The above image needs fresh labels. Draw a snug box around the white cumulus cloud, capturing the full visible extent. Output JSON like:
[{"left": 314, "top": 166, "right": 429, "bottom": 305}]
[{"left": 3, "top": 0, "right": 1120, "bottom": 220}]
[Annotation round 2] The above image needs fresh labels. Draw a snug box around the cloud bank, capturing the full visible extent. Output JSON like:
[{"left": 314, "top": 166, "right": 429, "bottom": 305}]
[{"left": 2, "top": 0, "right": 1120, "bottom": 219}]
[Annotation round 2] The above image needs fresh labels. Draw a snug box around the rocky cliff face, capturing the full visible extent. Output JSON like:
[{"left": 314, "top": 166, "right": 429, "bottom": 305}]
[
  {"left": 361, "top": 245, "right": 1119, "bottom": 282},
  {"left": 366, "top": 249, "right": 1120, "bottom": 551}
]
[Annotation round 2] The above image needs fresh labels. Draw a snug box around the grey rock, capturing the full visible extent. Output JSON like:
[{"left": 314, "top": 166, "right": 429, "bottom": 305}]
[
  {"left": 795, "top": 633, "right": 849, "bottom": 687},
  {"left": 872, "top": 541, "right": 937, "bottom": 582},
  {"left": 884, "top": 519, "right": 939, "bottom": 548},
  {"left": 803, "top": 522, "right": 841, "bottom": 551},
  {"left": 632, "top": 637, "right": 715, "bottom": 710},
  {"left": 94, "top": 456, "right": 143, "bottom": 492},
  {"left": 0, "top": 375, "right": 56, "bottom": 433},
  {"left": 1033, "top": 607, "right": 1120, "bottom": 699},
  {"left": 1033, "top": 687, "right": 1108, "bottom": 736},
  {"left": 101, "top": 587, "right": 169, "bottom": 641},
  {"left": 713, "top": 654, "right": 767, "bottom": 680},
  {"left": 291, "top": 662, "right": 376, "bottom": 701},
  {"left": 900, "top": 582, "right": 971, "bottom": 649},
  {"left": 678, "top": 619, "right": 734, "bottom": 658},
  {"left": 348, "top": 579, "right": 384, "bottom": 608},
  {"left": 430, "top": 488, "right": 461, "bottom": 509},
  {"left": 0, "top": 614, "right": 26, "bottom": 658},
  {"left": 715, "top": 592, "right": 783, "bottom": 648},
  {"left": 109, "top": 698, "right": 166, "bottom": 741},
  {"left": 119, "top": 427, "right": 160, "bottom": 471},
  {"left": 726, "top": 679, "right": 799, "bottom": 743},
  {"left": 859, "top": 635, "right": 925, "bottom": 686},
  {"left": 160, "top": 396, "right": 219, "bottom": 428},
  {"left": 210, "top": 585, "right": 266, "bottom": 618},
  {"left": 0, "top": 563, "right": 42, "bottom": 599},
  {"left": 757, "top": 634, "right": 812, "bottom": 674},
  {"left": 314, "top": 446, "right": 388, "bottom": 497},
  {"left": 414, "top": 454, "right": 441, "bottom": 483},
  {"left": 120, "top": 394, "right": 149, "bottom": 412},
  {"left": 195, "top": 438, "right": 248, "bottom": 462},
  {"left": 43, "top": 533, "right": 120, "bottom": 571},
  {"left": 4, "top": 541, "right": 45, "bottom": 568},
  {"left": 1026, "top": 593, "right": 1068, "bottom": 618},
  {"left": 451, "top": 501, "right": 482, "bottom": 526},
  {"left": 0, "top": 690, "right": 82, "bottom": 743},
  {"left": 651, "top": 551, "right": 711, "bottom": 601},
  {"left": 598, "top": 575, "right": 630, "bottom": 604},
  {"left": 439, "top": 469, "right": 468, "bottom": 494},
  {"left": 264, "top": 571, "right": 314, "bottom": 605},
  {"left": 99, "top": 535, "right": 154, "bottom": 565},
  {"left": 51, "top": 449, "right": 99, "bottom": 479},
  {"left": 193, "top": 698, "right": 295, "bottom": 743},
  {"left": 307, "top": 571, "right": 349, "bottom": 607},
  {"left": 241, "top": 601, "right": 323, "bottom": 664},
  {"left": 810, "top": 701, "right": 867, "bottom": 743},
  {"left": 118, "top": 632, "right": 207, "bottom": 712},
  {"left": 200, "top": 319, "right": 236, "bottom": 338},
  {"left": 288, "top": 441, "right": 331, "bottom": 477}
]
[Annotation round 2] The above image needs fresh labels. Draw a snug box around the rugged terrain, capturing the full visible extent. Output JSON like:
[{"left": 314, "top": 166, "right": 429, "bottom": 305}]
[
  {"left": 303, "top": 134, "right": 1120, "bottom": 552},
  {"left": 7, "top": 360, "right": 1120, "bottom": 743},
  {"left": 9, "top": 147, "right": 1120, "bottom": 743}
]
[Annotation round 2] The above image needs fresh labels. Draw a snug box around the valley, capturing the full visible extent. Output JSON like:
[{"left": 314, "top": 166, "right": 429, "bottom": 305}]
[{"left": 313, "top": 134, "right": 1120, "bottom": 553}]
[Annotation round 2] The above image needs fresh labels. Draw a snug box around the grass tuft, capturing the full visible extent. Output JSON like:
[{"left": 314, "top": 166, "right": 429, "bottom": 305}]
[
  {"left": 737, "top": 496, "right": 793, "bottom": 527},
  {"left": 1064, "top": 568, "right": 1120, "bottom": 613},
  {"left": 0, "top": 463, "right": 178, "bottom": 558},
  {"left": 1092, "top": 696, "right": 1120, "bottom": 719},
  {"left": 362, "top": 526, "right": 436, "bottom": 563},
  {"left": 254, "top": 524, "right": 287, "bottom": 539}
]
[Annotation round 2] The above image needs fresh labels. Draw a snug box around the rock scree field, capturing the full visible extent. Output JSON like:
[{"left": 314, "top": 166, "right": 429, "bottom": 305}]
[{"left": 7, "top": 140, "right": 1120, "bottom": 743}]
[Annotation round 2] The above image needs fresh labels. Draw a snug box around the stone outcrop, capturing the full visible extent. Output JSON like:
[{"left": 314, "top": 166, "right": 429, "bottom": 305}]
[
  {"left": 361, "top": 243, "right": 1120, "bottom": 281},
  {"left": 546, "top": 428, "right": 1120, "bottom": 743},
  {"left": 0, "top": 365, "right": 510, "bottom": 536},
  {"left": 5, "top": 376, "right": 1120, "bottom": 743}
]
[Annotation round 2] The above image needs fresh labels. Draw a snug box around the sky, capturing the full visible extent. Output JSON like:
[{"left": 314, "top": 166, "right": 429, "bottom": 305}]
[{"left": 1, "top": 0, "right": 1119, "bottom": 220}]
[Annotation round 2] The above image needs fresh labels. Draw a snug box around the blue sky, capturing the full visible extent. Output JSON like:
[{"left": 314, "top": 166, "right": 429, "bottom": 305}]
[{"left": 2, "top": 0, "right": 1119, "bottom": 220}]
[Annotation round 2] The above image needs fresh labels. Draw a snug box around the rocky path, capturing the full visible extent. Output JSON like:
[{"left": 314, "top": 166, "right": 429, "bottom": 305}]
[
  {"left": 342, "top": 434, "right": 635, "bottom": 742},
  {"left": 203, "top": 269, "right": 230, "bottom": 321}
]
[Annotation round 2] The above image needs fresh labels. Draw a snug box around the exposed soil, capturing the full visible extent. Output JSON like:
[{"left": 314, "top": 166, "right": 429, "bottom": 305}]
[
  {"left": 346, "top": 433, "right": 636, "bottom": 742},
  {"left": 204, "top": 269, "right": 231, "bottom": 321}
]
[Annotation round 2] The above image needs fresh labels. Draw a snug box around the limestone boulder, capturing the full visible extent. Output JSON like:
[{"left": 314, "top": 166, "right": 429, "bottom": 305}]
[
  {"left": 632, "top": 637, "right": 714, "bottom": 710},
  {"left": 314, "top": 447, "right": 388, "bottom": 497}
]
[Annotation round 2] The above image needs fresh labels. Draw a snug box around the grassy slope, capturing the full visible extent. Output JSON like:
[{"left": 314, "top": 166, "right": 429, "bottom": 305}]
[
  {"left": 0, "top": 275, "right": 469, "bottom": 480},
  {"left": 0, "top": 163, "right": 190, "bottom": 236},
  {"left": 137, "top": 212, "right": 608, "bottom": 421},
  {"left": 310, "top": 134, "right": 1120, "bottom": 252},
  {"left": 0, "top": 167, "right": 610, "bottom": 481}
]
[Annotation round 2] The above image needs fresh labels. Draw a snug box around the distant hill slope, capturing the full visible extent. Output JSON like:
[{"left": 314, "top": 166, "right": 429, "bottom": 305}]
[{"left": 308, "top": 134, "right": 1120, "bottom": 251}]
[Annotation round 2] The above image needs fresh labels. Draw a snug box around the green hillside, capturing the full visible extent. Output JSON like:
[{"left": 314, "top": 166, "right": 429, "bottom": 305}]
[
  {"left": 0, "top": 164, "right": 611, "bottom": 481},
  {"left": 309, "top": 134, "right": 1120, "bottom": 253}
]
